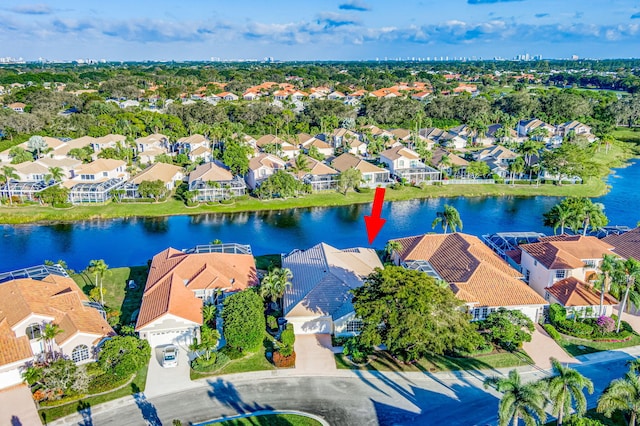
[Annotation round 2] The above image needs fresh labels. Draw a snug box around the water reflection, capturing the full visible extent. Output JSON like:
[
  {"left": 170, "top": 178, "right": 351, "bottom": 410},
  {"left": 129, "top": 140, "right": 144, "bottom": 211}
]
[
  {"left": 141, "top": 217, "right": 169, "bottom": 234},
  {"left": 337, "top": 203, "right": 366, "bottom": 223},
  {"left": 258, "top": 209, "right": 301, "bottom": 229},
  {"left": 50, "top": 223, "right": 74, "bottom": 253}
]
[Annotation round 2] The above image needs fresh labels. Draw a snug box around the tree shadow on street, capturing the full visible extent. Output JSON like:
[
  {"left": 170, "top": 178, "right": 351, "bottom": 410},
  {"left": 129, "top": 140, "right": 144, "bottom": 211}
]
[
  {"left": 76, "top": 400, "right": 92, "bottom": 426},
  {"left": 206, "top": 378, "right": 273, "bottom": 415},
  {"left": 131, "top": 383, "right": 161, "bottom": 426}
]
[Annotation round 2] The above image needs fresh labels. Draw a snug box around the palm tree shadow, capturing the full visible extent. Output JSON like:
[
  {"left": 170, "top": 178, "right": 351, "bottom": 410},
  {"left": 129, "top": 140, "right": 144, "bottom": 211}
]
[
  {"left": 131, "top": 383, "right": 161, "bottom": 426},
  {"left": 206, "top": 378, "right": 273, "bottom": 415},
  {"left": 76, "top": 400, "right": 92, "bottom": 426}
]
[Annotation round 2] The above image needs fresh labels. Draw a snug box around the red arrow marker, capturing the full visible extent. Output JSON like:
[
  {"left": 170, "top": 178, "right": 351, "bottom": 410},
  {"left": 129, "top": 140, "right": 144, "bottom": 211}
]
[{"left": 364, "top": 187, "right": 387, "bottom": 245}]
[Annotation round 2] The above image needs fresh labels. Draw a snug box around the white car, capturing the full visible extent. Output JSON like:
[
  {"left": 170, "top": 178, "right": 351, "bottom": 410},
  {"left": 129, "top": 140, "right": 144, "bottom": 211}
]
[{"left": 162, "top": 345, "right": 178, "bottom": 368}]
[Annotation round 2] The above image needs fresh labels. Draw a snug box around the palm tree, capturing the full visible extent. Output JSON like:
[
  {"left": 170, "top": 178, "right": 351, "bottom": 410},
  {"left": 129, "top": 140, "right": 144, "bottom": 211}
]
[
  {"left": 38, "top": 322, "right": 64, "bottom": 361},
  {"left": 543, "top": 203, "right": 572, "bottom": 235},
  {"left": 432, "top": 204, "right": 463, "bottom": 234},
  {"left": 259, "top": 267, "right": 293, "bottom": 309},
  {"left": 484, "top": 369, "right": 548, "bottom": 426},
  {"left": 547, "top": 358, "right": 594, "bottom": 425},
  {"left": 88, "top": 259, "right": 109, "bottom": 306},
  {"left": 508, "top": 157, "right": 526, "bottom": 187},
  {"left": 615, "top": 258, "right": 640, "bottom": 333},
  {"left": 598, "top": 370, "right": 640, "bottom": 426},
  {"left": 190, "top": 324, "right": 220, "bottom": 361},
  {"left": 202, "top": 303, "right": 216, "bottom": 327},
  {"left": 580, "top": 202, "right": 608, "bottom": 236},
  {"left": 597, "top": 254, "right": 621, "bottom": 316},
  {"left": 47, "top": 166, "right": 64, "bottom": 183},
  {"left": 384, "top": 240, "right": 402, "bottom": 263},
  {"left": 27, "top": 135, "right": 47, "bottom": 159},
  {"left": 1, "top": 165, "right": 19, "bottom": 205},
  {"left": 291, "top": 154, "right": 310, "bottom": 174}
]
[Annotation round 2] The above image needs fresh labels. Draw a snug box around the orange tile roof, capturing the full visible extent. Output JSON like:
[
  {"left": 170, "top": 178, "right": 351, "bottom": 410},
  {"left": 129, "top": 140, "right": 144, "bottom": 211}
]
[
  {"left": 0, "top": 275, "right": 115, "bottom": 366},
  {"left": 136, "top": 248, "right": 258, "bottom": 330},
  {"left": 392, "top": 233, "right": 547, "bottom": 307},
  {"left": 520, "top": 235, "right": 615, "bottom": 270},
  {"left": 0, "top": 319, "right": 32, "bottom": 366},
  {"left": 604, "top": 228, "right": 640, "bottom": 261},
  {"left": 546, "top": 277, "right": 617, "bottom": 307}
]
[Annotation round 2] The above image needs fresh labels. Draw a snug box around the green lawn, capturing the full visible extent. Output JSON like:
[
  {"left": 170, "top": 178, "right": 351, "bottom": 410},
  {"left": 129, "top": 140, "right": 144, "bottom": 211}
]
[
  {"left": 335, "top": 349, "right": 532, "bottom": 373},
  {"left": 190, "top": 344, "right": 275, "bottom": 380},
  {"left": 39, "top": 362, "right": 149, "bottom": 424},
  {"left": 612, "top": 127, "right": 640, "bottom": 146},
  {"left": 210, "top": 414, "right": 322, "bottom": 426},
  {"left": 73, "top": 266, "right": 148, "bottom": 327},
  {"left": 555, "top": 333, "right": 640, "bottom": 357}
]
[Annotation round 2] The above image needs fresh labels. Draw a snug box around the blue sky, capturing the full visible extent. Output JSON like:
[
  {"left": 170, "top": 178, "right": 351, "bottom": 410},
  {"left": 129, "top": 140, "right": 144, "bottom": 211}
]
[{"left": 1, "top": 0, "right": 640, "bottom": 61}]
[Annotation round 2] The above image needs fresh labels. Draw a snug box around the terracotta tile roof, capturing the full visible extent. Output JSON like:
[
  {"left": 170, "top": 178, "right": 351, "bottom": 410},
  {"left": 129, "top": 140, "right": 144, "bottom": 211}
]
[
  {"left": 546, "top": 277, "right": 618, "bottom": 307},
  {"left": 130, "top": 162, "right": 183, "bottom": 185},
  {"left": 331, "top": 153, "right": 388, "bottom": 174},
  {"left": 0, "top": 319, "right": 32, "bottom": 366},
  {"left": 392, "top": 233, "right": 547, "bottom": 307},
  {"left": 520, "top": 235, "right": 615, "bottom": 270},
  {"left": 604, "top": 228, "right": 640, "bottom": 261},
  {"left": 0, "top": 275, "right": 115, "bottom": 366},
  {"left": 136, "top": 248, "right": 258, "bottom": 330}
]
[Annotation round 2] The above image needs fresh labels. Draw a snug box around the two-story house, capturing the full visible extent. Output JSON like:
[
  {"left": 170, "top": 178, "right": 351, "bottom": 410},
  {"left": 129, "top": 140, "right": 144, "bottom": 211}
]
[
  {"left": 519, "top": 235, "right": 617, "bottom": 298},
  {"left": 124, "top": 162, "right": 184, "bottom": 199},
  {"left": 379, "top": 146, "right": 440, "bottom": 183},
  {"left": 66, "top": 159, "right": 129, "bottom": 204},
  {"left": 331, "top": 153, "right": 390, "bottom": 187},
  {"left": 245, "top": 153, "right": 288, "bottom": 190},
  {"left": 188, "top": 162, "right": 246, "bottom": 201},
  {"left": 135, "top": 133, "right": 171, "bottom": 164},
  {"left": 135, "top": 244, "right": 257, "bottom": 348}
]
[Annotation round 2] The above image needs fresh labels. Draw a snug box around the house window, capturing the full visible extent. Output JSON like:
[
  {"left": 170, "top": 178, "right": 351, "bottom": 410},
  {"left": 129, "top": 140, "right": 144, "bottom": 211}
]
[
  {"left": 481, "top": 307, "right": 489, "bottom": 319},
  {"left": 584, "top": 259, "right": 597, "bottom": 268},
  {"left": 71, "top": 345, "right": 90, "bottom": 363},
  {"left": 524, "top": 269, "right": 531, "bottom": 283},
  {"left": 399, "top": 160, "right": 404, "bottom": 167},
  {"left": 25, "top": 323, "right": 42, "bottom": 340},
  {"left": 555, "top": 270, "right": 567, "bottom": 279},
  {"left": 102, "top": 172, "right": 108, "bottom": 177},
  {"left": 346, "top": 320, "right": 363, "bottom": 333},
  {"left": 545, "top": 291, "right": 551, "bottom": 301},
  {"left": 472, "top": 308, "right": 481, "bottom": 321}
]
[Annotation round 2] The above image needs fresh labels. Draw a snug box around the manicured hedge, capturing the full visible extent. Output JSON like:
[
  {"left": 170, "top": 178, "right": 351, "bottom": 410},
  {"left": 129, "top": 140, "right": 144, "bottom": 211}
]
[{"left": 543, "top": 324, "right": 561, "bottom": 340}]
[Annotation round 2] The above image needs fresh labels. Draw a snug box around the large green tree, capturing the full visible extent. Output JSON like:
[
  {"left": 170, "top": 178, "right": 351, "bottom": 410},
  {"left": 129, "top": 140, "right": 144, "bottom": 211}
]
[
  {"left": 547, "top": 358, "right": 594, "bottom": 426},
  {"left": 98, "top": 336, "right": 151, "bottom": 379},
  {"left": 481, "top": 308, "right": 534, "bottom": 351},
  {"left": 337, "top": 167, "right": 363, "bottom": 195},
  {"left": 138, "top": 179, "right": 168, "bottom": 202},
  {"left": 259, "top": 267, "right": 293, "bottom": 307},
  {"left": 484, "top": 369, "right": 548, "bottom": 426},
  {"left": 222, "top": 290, "right": 265, "bottom": 353},
  {"left": 352, "top": 266, "right": 482, "bottom": 361}
]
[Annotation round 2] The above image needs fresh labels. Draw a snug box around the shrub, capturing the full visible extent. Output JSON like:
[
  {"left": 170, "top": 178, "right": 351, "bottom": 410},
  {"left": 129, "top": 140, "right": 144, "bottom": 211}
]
[
  {"left": 342, "top": 337, "right": 371, "bottom": 364},
  {"left": 555, "top": 319, "right": 594, "bottom": 338},
  {"left": 548, "top": 303, "right": 567, "bottom": 325},
  {"left": 220, "top": 345, "right": 244, "bottom": 360},
  {"left": 356, "top": 187, "right": 372, "bottom": 193},
  {"left": 272, "top": 351, "right": 295, "bottom": 368},
  {"left": 88, "top": 373, "right": 128, "bottom": 394},
  {"left": 191, "top": 353, "right": 218, "bottom": 372},
  {"left": 280, "top": 324, "right": 295, "bottom": 347},
  {"left": 563, "top": 415, "right": 605, "bottom": 426},
  {"left": 543, "top": 324, "right": 561, "bottom": 340},
  {"left": 266, "top": 315, "right": 278, "bottom": 331},
  {"left": 212, "top": 352, "right": 230, "bottom": 370},
  {"left": 278, "top": 344, "right": 294, "bottom": 357},
  {"left": 596, "top": 315, "right": 615, "bottom": 333}
]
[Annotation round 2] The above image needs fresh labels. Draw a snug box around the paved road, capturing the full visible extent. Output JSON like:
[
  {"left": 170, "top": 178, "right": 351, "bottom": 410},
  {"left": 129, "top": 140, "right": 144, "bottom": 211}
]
[{"left": 52, "top": 351, "right": 638, "bottom": 426}]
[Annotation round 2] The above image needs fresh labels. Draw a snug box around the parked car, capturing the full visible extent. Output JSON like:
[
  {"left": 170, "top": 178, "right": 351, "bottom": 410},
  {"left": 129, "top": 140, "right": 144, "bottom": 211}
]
[{"left": 162, "top": 345, "right": 178, "bottom": 368}]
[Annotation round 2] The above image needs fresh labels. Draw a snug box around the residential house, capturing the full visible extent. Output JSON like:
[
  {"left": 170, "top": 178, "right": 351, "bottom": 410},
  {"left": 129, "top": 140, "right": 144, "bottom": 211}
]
[
  {"left": 389, "top": 128, "right": 412, "bottom": 143},
  {"left": 289, "top": 157, "right": 339, "bottom": 191},
  {"left": 124, "top": 162, "right": 184, "bottom": 199},
  {"left": 35, "top": 157, "right": 82, "bottom": 180},
  {"left": 136, "top": 244, "right": 258, "bottom": 347},
  {"left": 519, "top": 234, "right": 617, "bottom": 298},
  {"left": 299, "top": 134, "right": 333, "bottom": 158},
  {"left": 188, "top": 162, "right": 246, "bottom": 201},
  {"left": 176, "top": 134, "right": 209, "bottom": 154},
  {"left": 11, "top": 162, "right": 50, "bottom": 182},
  {"left": 0, "top": 136, "right": 66, "bottom": 163},
  {"left": 328, "top": 128, "right": 360, "bottom": 150},
  {"left": 188, "top": 145, "right": 213, "bottom": 163},
  {"left": 256, "top": 135, "right": 299, "bottom": 159},
  {"left": 379, "top": 146, "right": 440, "bottom": 183},
  {"left": 486, "top": 124, "right": 518, "bottom": 144},
  {"left": 430, "top": 147, "right": 469, "bottom": 177},
  {"left": 545, "top": 277, "right": 618, "bottom": 318},
  {"left": 517, "top": 118, "right": 556, "bottom": 139},
  {"left": 243, "top": 92, "right": 260, "bottom": 101},
  {"left": 557, "top": 120, "right": 596, "bottom": 141},
  {"left": 245, "top": 153, "right": 287, "bottom": 190},
  {"left": 390, "top": 233, "right": 548, "bottom": 322},
  {"left": 0, "top": 162, "right": 58, "bottom": 201},
  {"left": 66, "top": 159, "right": 129, "bottom": 204},
  {"left": 282, "top": 243, "right": 383, "bottom": 336},
  {"left": 119, "top": 100, "right": 140, "bottom": 108},
  {"left": 474, "top": 145, "right": 520, "bottom": 178},
  {"left": 327, "top": 91, "right": 345, "bottom": 100},
  {"left": 420, "top": 127, "right": 466, "bottom": 150},
  {"left": 0, "top": 267, "right": 114, "bottom": 389},
  {"left": 411, "top": 91, "right": 432, "bottom": 101},
  {"left": 135, "top": 133, "right": 171, "bottom": 164},
  {"left": 92, "top": 134, "right": 126, "bottom": 153},
  {"left": 53, "top": 136, "right": 97, "bottom": 160},
  {"left": 218, "top": 92, "right": 239, "bottom": 101},
  {"left": 331, "top": 153, "right": 390, "bottom": 187},
  {"left": 8, "top": 102, "right": 26, "bottom": 113}
]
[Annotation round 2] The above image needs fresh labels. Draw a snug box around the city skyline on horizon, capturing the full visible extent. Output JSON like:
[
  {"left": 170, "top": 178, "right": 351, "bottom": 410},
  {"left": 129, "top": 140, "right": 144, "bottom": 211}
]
[{"left": 1, "top": 0, "right": 640, "bottom": 62}]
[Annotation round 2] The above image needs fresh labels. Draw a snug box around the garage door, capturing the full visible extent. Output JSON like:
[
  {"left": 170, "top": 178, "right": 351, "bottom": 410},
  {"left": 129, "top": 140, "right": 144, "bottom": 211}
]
[
  {"left": 147, "top": 330, "right": 194, "bottom": 348},
  {"left": 290, "top": 318, "right": 332, "bottom": 334}
]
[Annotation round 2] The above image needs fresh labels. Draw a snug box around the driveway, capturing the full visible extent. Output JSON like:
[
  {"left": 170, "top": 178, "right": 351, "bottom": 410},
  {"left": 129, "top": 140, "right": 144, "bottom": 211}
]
[
  {"left": 523, "top": 324, "right": 577, "bottom": 369},
  {"left": 0, "top": 384, "right": 41, "bottom": 426},
  {"left": 293, "top": 334, "right": 336, "bottom": 374},
  {"left": 144, "top": 344, "right": 199, "bottom": 398}
]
